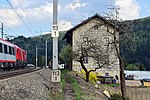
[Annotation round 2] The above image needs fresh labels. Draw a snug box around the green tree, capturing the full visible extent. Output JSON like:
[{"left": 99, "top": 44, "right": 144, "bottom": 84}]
[
  {"left": 125, "top": 63, "right": 145, "bottom": 71},
  {"left": 126, "top": 64, "right": 139, "bottom": 71},
  {"left": 59, "top": 45, "right": 73, "bottom": 70}
]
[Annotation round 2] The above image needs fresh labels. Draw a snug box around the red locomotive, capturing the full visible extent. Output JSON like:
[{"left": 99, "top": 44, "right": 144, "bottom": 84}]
[{"left": 0, "top": 38, "right": 27, "bottom": 69}]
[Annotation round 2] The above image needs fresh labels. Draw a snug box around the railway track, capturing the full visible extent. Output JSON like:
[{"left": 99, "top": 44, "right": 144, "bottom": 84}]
[{"left": 0, "top": 67, "right": 42, "bottom": 80}]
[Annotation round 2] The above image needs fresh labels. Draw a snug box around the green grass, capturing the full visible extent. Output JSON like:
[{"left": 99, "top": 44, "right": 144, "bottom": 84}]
[
  {"left": 45, "top": 69, "right": 82, "bottom": 100},
  {"left": 45, "top": 69, "right": 68, "bottom": 100},
  {"left": 104, "top": 83, "right": 120, "bottom": 87},
  {"left": 70, "top": 76, "right": 81, "bottom": 100},
  {"left": 62, "top": 69, "right": 81, "bottom": 100}
]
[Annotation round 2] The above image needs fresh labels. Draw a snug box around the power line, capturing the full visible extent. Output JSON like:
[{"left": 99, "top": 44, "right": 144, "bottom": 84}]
[
  {"left": 16, "top": 0, "right": 38, "bottom": 34},
  {"left": 7, "top": 0, "right": 34, "bottom": 35}
]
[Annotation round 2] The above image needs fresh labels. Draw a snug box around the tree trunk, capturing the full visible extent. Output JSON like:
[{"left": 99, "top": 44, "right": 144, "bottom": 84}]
[
  {"left": 79, "top": 56, "right": 90, "bottom": 82},
  {"left": 119, "top": 57, "right": 127, "bottom": 99},
  {"left": 113, "top": 35, "right": 127, "bottom": 99},
  {"left": 85, "top": 72, "right": 90, "bottom": 82}
]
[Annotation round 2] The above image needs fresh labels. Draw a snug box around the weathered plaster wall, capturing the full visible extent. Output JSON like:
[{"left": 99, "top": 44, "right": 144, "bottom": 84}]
[{"left": 72, "top": 17, "right": 120, "bottom": 80}]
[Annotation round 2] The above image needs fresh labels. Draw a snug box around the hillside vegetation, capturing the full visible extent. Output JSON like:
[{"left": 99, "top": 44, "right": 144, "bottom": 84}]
[
  {"left": 9, "top": 31, "right": 66, "bottom": 66},
  {"left": 121, "top": 17, "right": 150, "bottom": 70},
  {"left": 9, "top": 16, "right": 150, "bottom": 70}
]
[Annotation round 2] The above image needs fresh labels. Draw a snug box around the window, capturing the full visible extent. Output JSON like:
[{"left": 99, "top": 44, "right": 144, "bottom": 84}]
[
  {"left": 12, "top": 47, "right": 15, "bottom": 55},
  {"left": 105, "top": 73, "right": 109, "bottom": 76},
  {"left": 94, "top": 25, "right": 98, "bottom": 30},
  {"left": 9, "top": 46, "right": 12, "bottom": 55},
  {"left": 84, "top": 56, "right": 88, "bottom": 64},
  {"left": 0, "top": 43, "right": 2, "bottom": 53},
  {"left": 83, "top": 37, "right": 88, "bottom": 46},
  {"left": 4, "top": 45, "right": 8, "bottom": 54},
  {"left": 104, "top": 37, "right": 109, "bottom": 47}
]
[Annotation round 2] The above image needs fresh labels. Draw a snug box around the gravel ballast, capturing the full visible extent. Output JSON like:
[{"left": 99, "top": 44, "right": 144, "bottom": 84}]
[{"left": 0, "top": 68, "right": 54, "bottom": 100}]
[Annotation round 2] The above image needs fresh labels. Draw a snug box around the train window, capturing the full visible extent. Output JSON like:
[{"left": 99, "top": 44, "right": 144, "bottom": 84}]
[
  {"left": 11, "top": 47, "right": 14, "bottom": 55},
  {"left": 0, "top": 43, "right": 2, "bottom": 53},
  {"left": 9, "top": 46, "right": 12, "bottom": 55},
  {"left": 4, "top": 45, "right": 8, "bottom": 54},
  {"left": 12, "top": 47, "right": 15, "bottom": 55}
]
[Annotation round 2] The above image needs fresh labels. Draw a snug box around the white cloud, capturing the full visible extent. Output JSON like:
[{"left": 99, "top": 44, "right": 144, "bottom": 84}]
[
  {"left": 66, "top": 0, "right": 87, "bottom": 10},
  {"left": 41, "top": 20, "right": 73, "bottom": 34},
  {"left": 25, "top": 3, "right": 53, "bottom": 21},
  {"left": 115, "top": 0, "right": 140, "bottom": 20},
  {"left": 0, "top": 1, "right": 53, "bottom": 27},
  {"left": 0, "top": 9, "right": 21, "bottom": 27},
  {"left": 11, "top": 0, "right": 29, "bottom": 8},
  {"left": 58, "top": 20, "right": 73, "bottom": 31}
]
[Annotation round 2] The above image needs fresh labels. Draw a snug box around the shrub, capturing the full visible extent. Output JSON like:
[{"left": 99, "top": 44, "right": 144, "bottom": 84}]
[
  {"left": 89, "top": 72, "right": 99, "bottom": 84},
  {"left": 110, "top": 94, "right": 130, "bottom": 100},
  {"left": 80, "top": 69, "right": 99, "bottom": 84}
]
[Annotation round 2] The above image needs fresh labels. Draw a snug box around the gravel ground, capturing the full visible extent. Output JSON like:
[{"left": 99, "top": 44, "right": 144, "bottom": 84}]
[{"left": 0, "top": 68, "right": 55, "bottom": 100}]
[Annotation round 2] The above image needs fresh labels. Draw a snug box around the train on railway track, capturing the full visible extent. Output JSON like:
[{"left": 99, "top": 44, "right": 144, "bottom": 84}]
[{"left": 0, "top": 38, "right": 27, "bottom": 70}]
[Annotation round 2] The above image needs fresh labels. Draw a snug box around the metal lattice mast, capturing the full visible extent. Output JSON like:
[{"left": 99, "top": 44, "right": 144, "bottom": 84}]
[{"left": 1, "top": 23, "right": 4, "bottom": 39}]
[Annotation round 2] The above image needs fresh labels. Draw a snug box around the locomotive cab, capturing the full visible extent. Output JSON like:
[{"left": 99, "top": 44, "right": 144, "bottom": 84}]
[{"left": 15, "top": 45, "right": 27, "bottom": 68}]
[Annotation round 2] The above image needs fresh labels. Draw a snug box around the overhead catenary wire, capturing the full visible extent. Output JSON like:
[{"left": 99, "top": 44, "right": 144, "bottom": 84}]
[
  {"left": 16, "top": 0, "right": 38, "bottom": 34},
  {"left": 7, "top": 0, "right": 34, "bottom": 35}
]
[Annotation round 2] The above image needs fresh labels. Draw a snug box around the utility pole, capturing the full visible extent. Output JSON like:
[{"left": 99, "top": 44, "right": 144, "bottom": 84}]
[
  {"left": 1, "top": 23, "right": 4, "bottom": 39},
  {"left": 51, "top": 0, "right": 59, "bottom": 70},
  {"left": 45, "top": 39, "right": 47, "bottom": 67},
  {"left": 36, "top": 46, "right": 38, "bottom": 67},
  {"left": 51, "top": 0, "right": 61, "bottom": 82}
]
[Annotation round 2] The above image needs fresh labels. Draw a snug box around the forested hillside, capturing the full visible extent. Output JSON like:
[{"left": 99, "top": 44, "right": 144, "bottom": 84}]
[
  {"left": 121, "top": 17, "right": 150, "bottom": 70},
  {"left": 9, "top": 31, "right": 66, "bottom": 66},
  {"left": 9, "top": 16, "right": 150, "bottom": 70}
]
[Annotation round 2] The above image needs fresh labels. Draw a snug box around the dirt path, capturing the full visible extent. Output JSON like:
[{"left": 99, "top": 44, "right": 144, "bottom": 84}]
[
  {"left": 64, "top": 74, "right": 76, "bottom": 100},
  {"left": 64, "top": 82, "right": 75, "bottom": 100}
]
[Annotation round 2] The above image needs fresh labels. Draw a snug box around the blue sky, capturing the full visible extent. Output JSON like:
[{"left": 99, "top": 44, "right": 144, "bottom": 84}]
[{"left": 0, "top": 0, "right": 150, "bottom": 38}]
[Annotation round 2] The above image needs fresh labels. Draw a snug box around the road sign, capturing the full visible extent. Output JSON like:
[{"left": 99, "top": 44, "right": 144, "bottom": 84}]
[{"left": 51, "top": 70, "right": 61, "bottom": 82}]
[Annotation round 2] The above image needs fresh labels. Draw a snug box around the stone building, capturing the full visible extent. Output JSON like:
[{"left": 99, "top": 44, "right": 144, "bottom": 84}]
[{"left": 63, "top": 14, "right": 120, "bottom": 81}]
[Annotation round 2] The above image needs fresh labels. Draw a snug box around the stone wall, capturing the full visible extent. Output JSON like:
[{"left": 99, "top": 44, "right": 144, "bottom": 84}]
[{"left": 0, "top": 68, "right": 55, "bottom": 100}]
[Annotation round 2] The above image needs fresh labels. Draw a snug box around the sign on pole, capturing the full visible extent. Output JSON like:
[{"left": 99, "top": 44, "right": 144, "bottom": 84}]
[{"left": 51, "top": 70, "right": 61, "bottom": 82}]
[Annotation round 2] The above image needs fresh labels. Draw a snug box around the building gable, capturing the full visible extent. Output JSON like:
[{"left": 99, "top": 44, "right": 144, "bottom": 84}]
[
  {"left": 63, "top": 13, "right": 119, "bottom": 45},
  {"left": 63, "top": 13, "right": 120, "bottom": 80}
]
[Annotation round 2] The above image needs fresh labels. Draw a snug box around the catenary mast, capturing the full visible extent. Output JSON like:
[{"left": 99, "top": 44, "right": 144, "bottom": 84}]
[{"left": 51, "top": 0, "right": 59, "bottom": 70}]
